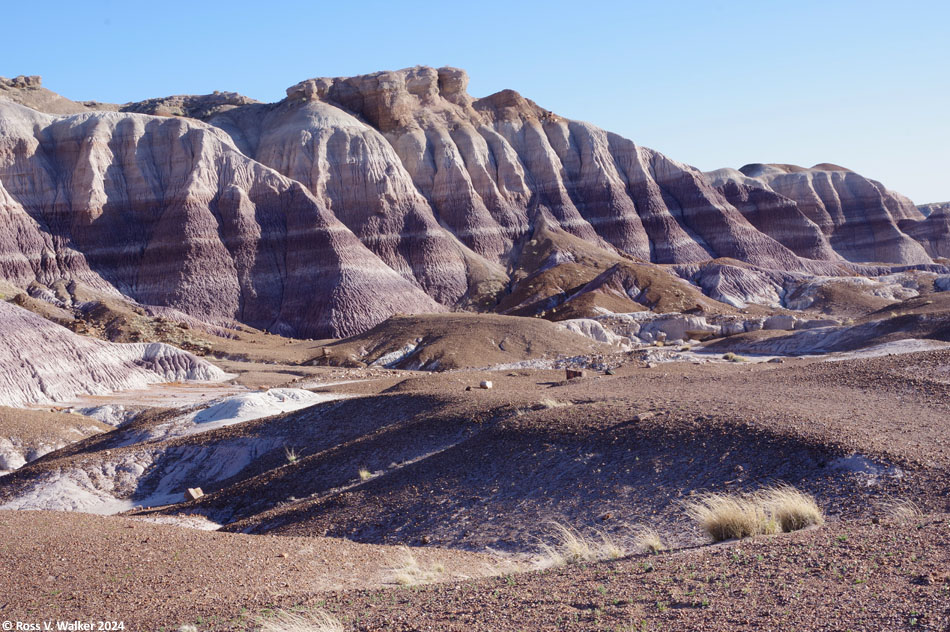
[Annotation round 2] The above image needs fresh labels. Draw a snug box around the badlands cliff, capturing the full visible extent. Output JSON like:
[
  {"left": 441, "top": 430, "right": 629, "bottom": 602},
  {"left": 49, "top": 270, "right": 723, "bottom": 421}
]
[
  {"left": 0, "top": 299, "right": 224, "bottom": 407},
  {"left": 0, "top": 69, "right": 947, "bottom": 337}
]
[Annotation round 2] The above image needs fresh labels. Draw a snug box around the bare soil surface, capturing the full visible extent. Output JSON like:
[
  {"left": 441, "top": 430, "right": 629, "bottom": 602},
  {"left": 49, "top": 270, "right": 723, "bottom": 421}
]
[
  {"left": 0, "top": 511, "right": 501, "bottom": 630},
  {"left": 0, "top": 347, "right": 948, "bottom": 630},
  {"left": 317, "top": 514, "right": 950, "bottom": 632}
]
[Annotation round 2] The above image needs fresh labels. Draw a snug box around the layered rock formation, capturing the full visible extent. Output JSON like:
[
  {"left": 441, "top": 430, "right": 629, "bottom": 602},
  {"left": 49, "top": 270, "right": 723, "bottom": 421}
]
[
  {"left": 903, "top": 205, "right": 950, "bottom": 260},
  {"left": 278, "top": 67, "right": 810, "bottom": 274},
  {"left": 0, "top": 99, "right": 443, "bottom": 338},
  {"left": 706, "top": 164, "right": 932, "bottom": 264},
  {"left": 0, "top": 66, "right": 947, "bottom": 337},
  {"left": 0, "top": 300, "right": 225, "bottom": 407},
  {"left": 917, "top": 202, "right": 950, "bottom": 217}
]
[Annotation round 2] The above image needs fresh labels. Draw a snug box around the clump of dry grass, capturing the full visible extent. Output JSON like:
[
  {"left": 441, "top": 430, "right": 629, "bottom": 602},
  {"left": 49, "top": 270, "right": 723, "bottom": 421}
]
[
  {"left": 685, "top": 493, "right": 777, "bottom": 541},
  {"left": 538, "top": 398, "right": 565, "bottom": 409},
  {"left": 876, "top": 497, "right": 923, "bottom": 523},
  {"left": 386, "top": 547, "right": 446, "bottom": 586},
  {"left": 358, "top": 468, "right": 373, "bottom": 482},
  {"left": 760, "top": 484, "right": 825, "bottom": 532},
  {"left": 536, "top": 522, "right": 626, "bottom": 568},
  {"left": 685, "top": 485, "right": 824, "bottom": 542},
  {"left": 634, "top": 527, "right": 666, "bottom": 554},
  {"left": 257, "top": 609, "right": 343, "bottom": 632}
]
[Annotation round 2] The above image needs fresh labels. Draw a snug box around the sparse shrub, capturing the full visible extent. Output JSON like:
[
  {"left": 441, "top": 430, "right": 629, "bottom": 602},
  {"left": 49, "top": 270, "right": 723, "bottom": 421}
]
[
  {"left": 538, "top": 398, "right": 565, "bottom": 409},
  {"left": 358, "top": 468, "right": 373, "bottom": 481},
  {"left": 876, "top": 497, "right": 923, "bottom": 523},
  {"left": 635, "top": 527, "right": 665, "bottom": 554},
  {"left": 760, "top": 484, "right": 825, "bottom": 532},
  {"left": 685, "top": 485, "right": 823, "bottom": 542},
  {"left": 536, "top": 522, "right": 626, "bottom": 568},
  {"left": 257, "top": 609, "right": 343, "bottom": 632},
  {"left": 685, "top": 492, "right": 777, "bottom": 542},
  {"left": 284, "top": 447, "right": 299, "bottom": 464},
  {"left": 386, "top": 547, "right": 445, "bottom": 586}
]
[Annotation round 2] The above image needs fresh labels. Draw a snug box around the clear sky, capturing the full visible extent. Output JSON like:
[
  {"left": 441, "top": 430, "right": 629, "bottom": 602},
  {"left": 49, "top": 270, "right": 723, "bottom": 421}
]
[{"left": 4, "top": 0, "right": 948, "bottom": 202}]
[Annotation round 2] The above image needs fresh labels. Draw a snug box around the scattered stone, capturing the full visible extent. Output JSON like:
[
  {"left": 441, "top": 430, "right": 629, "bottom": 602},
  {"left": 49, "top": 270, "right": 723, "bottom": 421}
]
[
  {"left": 767, "top": 357, "right": 785, "bottom": 364},
  {"left": 604, "top": 368, "right": 615, "bottom": 376},
  {"left": 634, "top": 412, "right": 655, "bottom": 422},
  {"left": 566, "top": 369, "right": 586, "bottom": 379},
  {"left": 465, "top": 386, "right": 472, "bottom": 391},
  {"left": 184, "top": 487, "right": 204, "bottom": 501},
  {"left": 479, "top": 380, "right": 493, "bottom": 390}
]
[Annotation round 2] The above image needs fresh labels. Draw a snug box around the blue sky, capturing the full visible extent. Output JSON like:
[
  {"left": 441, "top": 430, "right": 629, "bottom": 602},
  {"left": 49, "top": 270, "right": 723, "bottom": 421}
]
[{"left": 4, "top": 0, "right": 948, "bottom": 202}]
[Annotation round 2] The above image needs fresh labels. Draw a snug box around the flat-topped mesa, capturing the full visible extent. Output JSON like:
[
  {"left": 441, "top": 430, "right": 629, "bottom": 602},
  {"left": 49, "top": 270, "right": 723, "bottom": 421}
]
[
  {"left": 286, "top": 66, "right": 474, "bottom": 131},
  {"left": 284, "top": 65, "right": 549, "bottom": 131}
]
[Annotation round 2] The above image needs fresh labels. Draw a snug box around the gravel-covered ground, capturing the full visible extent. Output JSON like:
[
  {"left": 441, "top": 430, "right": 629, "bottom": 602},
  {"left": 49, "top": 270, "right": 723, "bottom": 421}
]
[{"left": 0, "top": 348, "right": 948, "bottom": 630}]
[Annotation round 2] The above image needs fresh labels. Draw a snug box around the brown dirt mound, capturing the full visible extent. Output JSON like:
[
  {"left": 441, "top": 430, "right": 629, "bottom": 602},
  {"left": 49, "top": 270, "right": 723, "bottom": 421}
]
[
  {"left": 496, "top": 221, "right": 734, "bottom": 320},
  {"left": 0, "top": 407, "right": 108, "bottom": 444},
  {"left": 312, "top": 313, "right": 612, "bottom": 370},
  {"left": 550, "top": 261, "right": 730, "bottom": 319}
]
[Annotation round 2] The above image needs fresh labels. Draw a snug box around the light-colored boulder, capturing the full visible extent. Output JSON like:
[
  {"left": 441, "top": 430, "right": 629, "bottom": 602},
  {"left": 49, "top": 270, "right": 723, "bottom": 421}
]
[{"left": 764, "top": 315, "right": 799, "bottom": 331}]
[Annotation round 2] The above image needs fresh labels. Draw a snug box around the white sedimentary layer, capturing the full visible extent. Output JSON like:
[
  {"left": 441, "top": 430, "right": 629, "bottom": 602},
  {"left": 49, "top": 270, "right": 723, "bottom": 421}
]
[
  {"left": 0, "top": 387, "right": 348, "bottom": 513},
  {"left": 0, "top": 300, "right": 227, "bottom": 407}
]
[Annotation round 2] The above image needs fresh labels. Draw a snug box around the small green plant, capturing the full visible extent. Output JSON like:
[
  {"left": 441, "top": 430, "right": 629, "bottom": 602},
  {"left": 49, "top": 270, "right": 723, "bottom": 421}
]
[
  {"left": 284, "top": 447, "right": 299, "bottom": 464},
  {"left": 358, "top": 468, "right": 373, "bottom": 481}
]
